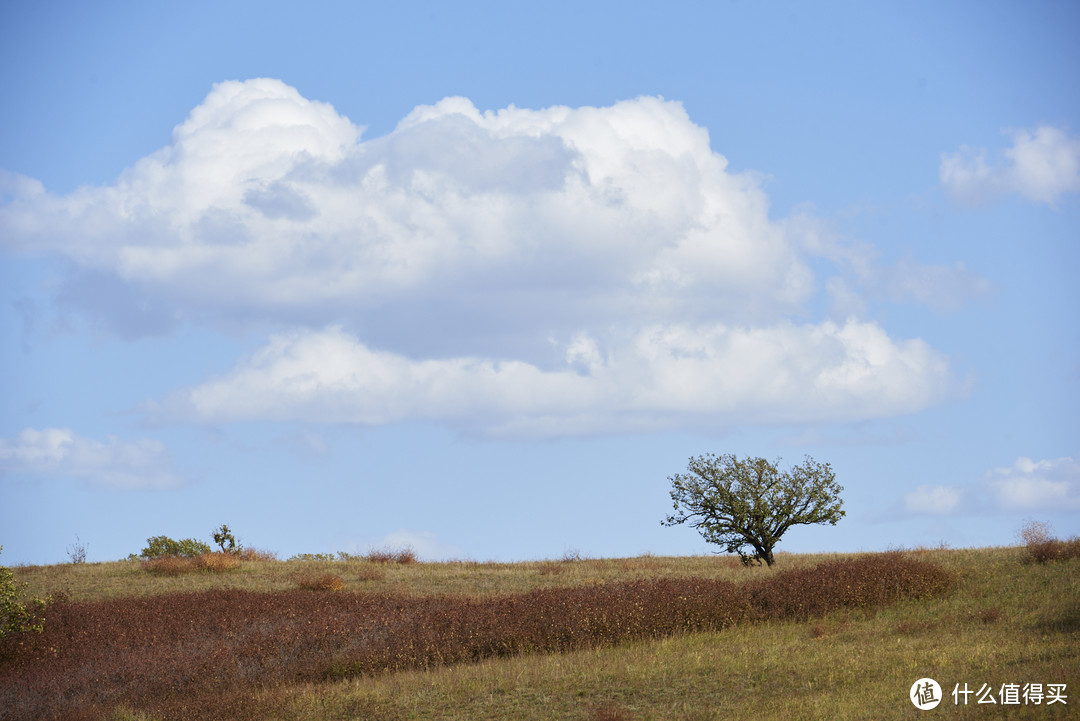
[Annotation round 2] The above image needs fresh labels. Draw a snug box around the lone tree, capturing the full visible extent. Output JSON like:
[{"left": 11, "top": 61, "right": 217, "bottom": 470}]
[{"left": 662, "top": 453, "right": 844, "bottom": 566}]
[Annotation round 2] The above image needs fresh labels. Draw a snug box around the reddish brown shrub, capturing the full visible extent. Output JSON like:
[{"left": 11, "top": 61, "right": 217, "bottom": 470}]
[
  {"left": 296, "top": 573, "right": 345, "bottom": 591},
  {"left": 591, "top": 701, "right": 637, "bottom": 720},
  {"left": 1019, "top": 520, "right": 1080, "bottom": 563},
  {"left": 356, "top": 566, "right": 386, "bottom": 582},
  {"left": 747, "top": 553, "right": 954, "bottom": 622},
  {"left": 237, "top": 547, "right": 278, "bottom": 562},
  {"left": 144, "top": 556, "right": 197, "bottom": 576},
  {"left": 367, "top": 547, "right": 417, "bottom": 564}
]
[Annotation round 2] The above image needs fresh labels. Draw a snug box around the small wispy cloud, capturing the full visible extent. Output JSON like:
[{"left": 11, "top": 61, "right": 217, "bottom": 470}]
[
  {"left": 790, "top": 212, "right": 994, "bottom": 315},
  {"left": 370, "top": 529, "right": 466, "bottom": 562},
  {"left": 902, "top": 453, "right": 1080, "bottom": 516},
  {"left": 0, "top": 427, "right": 182, "bottom": 489},
  {"left": 940, "top": 125, "right": 1080, "bottom": 207}
]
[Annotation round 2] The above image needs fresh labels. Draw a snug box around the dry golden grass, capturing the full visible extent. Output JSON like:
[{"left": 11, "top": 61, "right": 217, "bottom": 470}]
[
  {"left": 5, "top": 546, "right": 1076, "bottom": 721},
  {"left": 282, "top": 546, "right": 1077, "bottom": 721},
  {"left": 13, "top": 553, "right": 839, "bottom": 604}
]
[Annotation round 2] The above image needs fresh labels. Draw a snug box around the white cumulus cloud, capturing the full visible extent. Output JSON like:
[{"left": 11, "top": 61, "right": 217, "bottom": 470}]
[
  {"left": 1, "top": 79, "right": 971, "bottom": 435},
  {"left": 940, "top": 125, "right": 1080, "bottom": 207},
  {"left": 0, "top": 427, "right": 181, "bottom": 489},
  {"left": 0, "top": 78, "right": 812, "bottom": 340},
  {"left": 147, "top": 322, "right": 958, "bottom": 438}
]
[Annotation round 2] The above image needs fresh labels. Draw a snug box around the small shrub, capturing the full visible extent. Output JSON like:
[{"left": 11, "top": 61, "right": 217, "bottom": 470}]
[
  {"left": 1, "top": 545, "right": 48, "bottom": 639},
  {"left": 139, "top": 536, "right": 212, "bottom": 559},
  {"left": 979, "top": 607, "right": 1003, "bottom": 624},
  {"left": 287, "top": 553, "right": 337, "bottom": 562},
  {"left": 145, "top": 556, "right": 196, "bottom": 576},
  {"left": 211, "top": 524, "right": 240, "bottom": 554},
  {"left": 356, "top": 566, "right": 386, "bottom": 582},
  {"left": 296, "top": 573, "right": 345, "bottom": 591},
  {"left": 367, "top": 547, "right": 417, "bottom": 564},
  {"left": 66, "top": 536, "right": 88, "bottom": 564},
  {"left": 238, "top": 547, "right": 278, "bottom": 562},
  {"left": 1018, "top": 520, "right": 1080, "bottom": 563}
]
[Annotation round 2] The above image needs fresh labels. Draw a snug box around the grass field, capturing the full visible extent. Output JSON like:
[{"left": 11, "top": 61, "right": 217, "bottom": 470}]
[{"left": 2, "top": 545, "right": 1077, "bottom": 720}]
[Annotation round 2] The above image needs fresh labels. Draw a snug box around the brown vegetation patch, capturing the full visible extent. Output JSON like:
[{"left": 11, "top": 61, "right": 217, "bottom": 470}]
[
  {"left": 356, "top": 566, "right": 386, "bottom": 582},
  {"left": 296, "top": 573, "right": 345, "bottom": 591},
  {"left": 144, "top": 552, "right": 239, "bottom": 576},
  {"left": 748, "top": 553, "right": 953, "bottom": 622},
  {"left": 237, "top": 547, "right": 278, "bottom": 562},
  {"left": 1019, "top": 520, "right": 1080, "bottom": 563},
  {"left": 367, "top": 547, "right": 417, "bottom": 564},
  {"left": 537, "top": 561, "right": 565, "bottom": 576},
  {"left": 0, "top": 554, "right": 953, "bottom": 721}
]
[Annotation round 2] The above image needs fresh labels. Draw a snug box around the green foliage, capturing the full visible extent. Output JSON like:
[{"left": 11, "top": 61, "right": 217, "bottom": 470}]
[
  {"left": 211, "top": 524, "right": 240, "bottom": 554},
  {"left": 1, "top": 545, "right": 47, "bottom": 640},
  {"left": 139, "top": 536, "right": 212, "bottom": 559},
  {"left": 662, "top": 453, "right": 845, "bottom": 566},
  {"left": 287, "top": 553, "right": 337, "bottom": 562}
]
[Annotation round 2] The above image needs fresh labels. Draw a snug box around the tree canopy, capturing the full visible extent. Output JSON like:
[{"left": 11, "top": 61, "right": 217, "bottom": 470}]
[{"left": 662, "top": 453, "right": 844, "bottom": 566}]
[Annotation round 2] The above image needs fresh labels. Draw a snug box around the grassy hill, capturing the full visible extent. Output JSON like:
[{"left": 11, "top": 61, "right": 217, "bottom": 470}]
[{"left": 3, "top": 546, "right": 1077, "bottom": 720}]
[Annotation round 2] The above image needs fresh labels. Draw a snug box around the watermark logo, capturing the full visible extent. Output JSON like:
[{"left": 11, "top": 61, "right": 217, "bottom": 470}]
[{"left": 911, "top": 678, "right": 943, "bottom": 710}]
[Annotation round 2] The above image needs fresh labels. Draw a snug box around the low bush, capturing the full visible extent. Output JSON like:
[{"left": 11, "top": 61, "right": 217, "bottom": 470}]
[
  {"left": 237, "top": 548, "right": 278, "bottom": 562},
  {"left": 747, "top": 552, "right": 954, "bottom": 621},
  {"left": 139, "top": 536, "right": 212, "bottom": 559},
  {"left": 295, "top": 573, "right": 345, "bottom": 591},
  {"left": 1019, "top": 520, "right": 1080, "bottom": 563},
  {"left": 367, "top": 547, "right": 417, "bottom": 564},
  {"left": 0, "top": 546, "right": 48, "bottom": 642},
  {"left": 287, "top": 553, "right": 337, "bottom": 562},
  {"left": 356, "top": 567, "right": 386, "bottom": 582},
  {"left": 66, "top": 536, "right": 88, "bottom": 564}
]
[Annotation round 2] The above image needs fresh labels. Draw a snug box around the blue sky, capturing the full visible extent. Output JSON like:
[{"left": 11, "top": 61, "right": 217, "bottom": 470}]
[{"left": 1, "top": 1, "right": 1078, "bottom": 565}]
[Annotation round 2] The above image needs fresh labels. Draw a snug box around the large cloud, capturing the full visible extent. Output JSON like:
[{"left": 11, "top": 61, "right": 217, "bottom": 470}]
[
  {"left": 0, "top": 427, "right": 181, "bottom": 489},
  {"left": 0, "top": 79, "right": 811, "bottom": 345},
  {"left": 940, "top": 125, "right": 1080, "bottom": 207},
  {"left": 2, "top": 79, "right": 970, "bottom": 435},
  {"left": 147, "top": 322, "right": 957, "bottom": 438}
]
